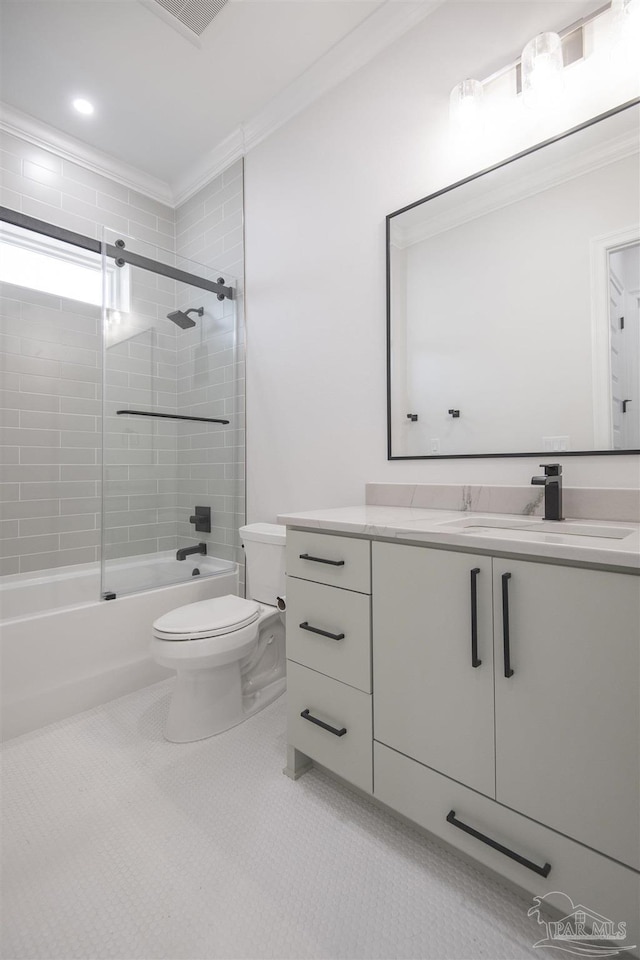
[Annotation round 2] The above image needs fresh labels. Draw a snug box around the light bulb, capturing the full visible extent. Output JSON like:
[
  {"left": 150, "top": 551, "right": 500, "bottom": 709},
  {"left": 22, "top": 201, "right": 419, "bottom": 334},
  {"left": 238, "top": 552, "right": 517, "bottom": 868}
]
[
  {"left": 521, "top": 33, "right": 564, "bottom": 110},
  {"left": 449, "top": 79, "right": 484, "bottom": 140}
]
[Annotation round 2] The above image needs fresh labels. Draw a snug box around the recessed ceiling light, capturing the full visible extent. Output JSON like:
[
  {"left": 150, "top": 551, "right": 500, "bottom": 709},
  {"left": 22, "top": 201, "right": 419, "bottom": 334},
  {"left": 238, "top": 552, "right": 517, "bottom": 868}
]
[{"left": 73, "top": 98, "right": 94, "bottom": 116}]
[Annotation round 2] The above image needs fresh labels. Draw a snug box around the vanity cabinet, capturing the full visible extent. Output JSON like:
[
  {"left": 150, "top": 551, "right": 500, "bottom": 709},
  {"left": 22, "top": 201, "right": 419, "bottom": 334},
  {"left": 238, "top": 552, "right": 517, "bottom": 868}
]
[
  {"left": 284, "top": 530, "right": 373, "bottom": 793},
  {"left": 373, "top": 545, "right": 495, "bottom": 798},
  {"left": 491, "top": 557, "right": 639, "bottom": 872},
  {"left": 284, "top": 528, "right": 640, "bottom": 951},
  {"left": 373, "top": 542, "right": 640, "bottom": 872}
]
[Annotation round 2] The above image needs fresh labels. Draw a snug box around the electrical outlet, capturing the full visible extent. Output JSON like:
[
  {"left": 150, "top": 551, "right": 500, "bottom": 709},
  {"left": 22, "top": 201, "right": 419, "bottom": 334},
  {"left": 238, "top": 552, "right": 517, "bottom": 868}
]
[
  {"left": 430, "top": 438, "right": 440, "bottom": 454},
  {"left": 543, "top": 436, "right": 569, "bottom": 452}
]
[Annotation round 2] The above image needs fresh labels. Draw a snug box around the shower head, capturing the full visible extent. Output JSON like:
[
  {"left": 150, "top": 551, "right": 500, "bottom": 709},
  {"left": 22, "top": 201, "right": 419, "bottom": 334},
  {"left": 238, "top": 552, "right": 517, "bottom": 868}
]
[{"left": 166, "top": 307, "right": 204, "bottom": 329}]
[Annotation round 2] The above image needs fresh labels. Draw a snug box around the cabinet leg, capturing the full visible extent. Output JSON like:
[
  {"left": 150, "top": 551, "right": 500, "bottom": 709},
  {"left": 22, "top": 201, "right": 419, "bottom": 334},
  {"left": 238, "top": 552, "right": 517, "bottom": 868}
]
[{"left": 283, "top": 745, "right": 313, "bottom": 780}]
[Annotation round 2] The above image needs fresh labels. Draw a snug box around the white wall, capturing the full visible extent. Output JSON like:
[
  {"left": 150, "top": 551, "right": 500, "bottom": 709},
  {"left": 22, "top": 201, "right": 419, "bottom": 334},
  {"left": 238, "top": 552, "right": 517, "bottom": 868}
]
[
  {"left": 402, "top": 155, "right": 638, "bottom": 455},
  {"left": 244, "top": 1, "right": 640, "bottom": 522}
]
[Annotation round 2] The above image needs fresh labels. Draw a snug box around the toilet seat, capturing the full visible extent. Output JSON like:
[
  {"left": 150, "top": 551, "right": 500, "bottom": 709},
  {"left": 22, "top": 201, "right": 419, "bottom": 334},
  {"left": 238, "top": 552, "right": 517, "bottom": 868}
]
[
  {"left": 151, "top": 603, "right": 281, "bottom": 673},
  {"left": 153, "top": 595, "right": 260, "bottom": 641}
]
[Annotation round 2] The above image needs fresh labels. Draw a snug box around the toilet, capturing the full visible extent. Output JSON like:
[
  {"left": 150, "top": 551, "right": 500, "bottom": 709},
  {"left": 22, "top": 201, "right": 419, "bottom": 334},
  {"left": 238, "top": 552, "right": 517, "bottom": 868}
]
[{"left": 151, "top": 523, "right": 287, "bottom": 742}]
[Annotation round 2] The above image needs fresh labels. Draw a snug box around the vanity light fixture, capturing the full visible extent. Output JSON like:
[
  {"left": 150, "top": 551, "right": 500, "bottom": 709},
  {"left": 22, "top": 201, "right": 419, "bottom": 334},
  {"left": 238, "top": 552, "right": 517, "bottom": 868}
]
[
  {"left": 72, "top": 98, "right": 94, "bottom": 116},
  {"left": 449, "top": 78, "right": 484, "bottom": 138},
  {"left": 521, "top": 32, "right": 564, "bottom": 110},
  {"left": 448, "top": 0, "right": 637, "bottom": 140}
]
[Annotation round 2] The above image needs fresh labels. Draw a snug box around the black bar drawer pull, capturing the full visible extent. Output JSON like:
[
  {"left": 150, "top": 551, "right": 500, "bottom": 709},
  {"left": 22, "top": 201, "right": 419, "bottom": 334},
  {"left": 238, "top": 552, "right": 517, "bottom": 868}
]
[
  {"left": 470, "top": 567, "right": 481, "bottom": 668},
  {"left": 299, "top": 621, "right": 345, "bottom": 641},
  {"left": 300, "top": 709, "right": 347, "bottom": 737},
  {"left": 446, "top": 810, "right": 551, "bottom": 877},
  {"left": 299, "top": 553, "right": 345, "bottom": 566},
  {"left": 501, "top": 572, "right": 514, "bottom": 678}
]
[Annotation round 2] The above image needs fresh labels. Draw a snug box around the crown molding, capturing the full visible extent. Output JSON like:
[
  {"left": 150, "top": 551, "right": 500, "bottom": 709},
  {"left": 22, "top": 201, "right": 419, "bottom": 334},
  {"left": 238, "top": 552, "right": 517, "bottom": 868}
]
[
  {"left": 0, "top": 103, "right": 174, "bottom": 206},
  {"left": 172, "top": 127, "right": 245, "bottom": 206},
  {"left": 2, "top": 0, "right": 442, "bottom": 209},
  {"left": 172, "top": 0, "right": 443, "bottom": 205},
  {"left": 243, "top": 0, "right": 442, "bottom": 154}
]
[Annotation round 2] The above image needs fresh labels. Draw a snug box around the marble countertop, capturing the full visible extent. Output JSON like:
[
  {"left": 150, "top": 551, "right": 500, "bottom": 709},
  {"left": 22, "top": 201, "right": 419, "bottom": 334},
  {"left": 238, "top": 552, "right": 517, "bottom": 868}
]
[{"left": 277, "top": 505, "right": 640, "bottom": 571}]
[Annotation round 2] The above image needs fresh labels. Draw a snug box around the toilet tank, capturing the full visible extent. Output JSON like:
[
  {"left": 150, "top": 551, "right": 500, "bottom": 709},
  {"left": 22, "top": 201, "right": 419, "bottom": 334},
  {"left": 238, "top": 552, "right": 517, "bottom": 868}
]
[{"left": 239, "top": 523, "right": 286, "bottom": 605}]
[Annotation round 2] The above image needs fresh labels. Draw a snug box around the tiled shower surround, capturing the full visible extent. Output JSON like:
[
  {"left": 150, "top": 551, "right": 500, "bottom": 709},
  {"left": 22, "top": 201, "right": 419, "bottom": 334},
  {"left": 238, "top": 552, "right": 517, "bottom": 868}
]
[
  {"left": 174, "top": 161, "right": 245, "bottom": 580},
  {"left": 0, "top": 134, "right": 245, "bottom": 579},
  {"left": 0, "top": 284, "right": 103, "bottom": 575}
]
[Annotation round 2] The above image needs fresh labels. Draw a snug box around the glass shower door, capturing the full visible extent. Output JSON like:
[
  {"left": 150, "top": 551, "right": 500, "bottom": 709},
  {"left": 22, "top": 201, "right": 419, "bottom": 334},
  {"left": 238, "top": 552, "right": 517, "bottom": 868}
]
[{"left": 100, "top": 231, "right": 241, "bottom": 599}]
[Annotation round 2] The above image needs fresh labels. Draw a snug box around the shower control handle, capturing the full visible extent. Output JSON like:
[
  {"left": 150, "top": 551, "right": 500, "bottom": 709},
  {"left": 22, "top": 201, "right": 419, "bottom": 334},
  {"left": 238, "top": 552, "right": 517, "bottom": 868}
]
[{"left": 189, "top": 506, "right": 211, "bottom": 534}]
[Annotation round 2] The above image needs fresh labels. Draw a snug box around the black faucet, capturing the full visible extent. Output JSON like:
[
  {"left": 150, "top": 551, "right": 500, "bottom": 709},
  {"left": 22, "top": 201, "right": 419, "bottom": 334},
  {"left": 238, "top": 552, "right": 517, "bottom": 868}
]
[
  {"left": 531, "top": 464, "right": 564, "bottom": 521},
  {"left": 176, "top": 542, "right": 207, "bottom": 561}
]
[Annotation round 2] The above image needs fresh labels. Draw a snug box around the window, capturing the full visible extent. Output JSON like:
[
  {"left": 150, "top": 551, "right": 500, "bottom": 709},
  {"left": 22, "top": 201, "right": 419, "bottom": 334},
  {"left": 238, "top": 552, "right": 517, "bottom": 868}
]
[{"left": 0, "top": 221, "right": 128, "bottom": 311}]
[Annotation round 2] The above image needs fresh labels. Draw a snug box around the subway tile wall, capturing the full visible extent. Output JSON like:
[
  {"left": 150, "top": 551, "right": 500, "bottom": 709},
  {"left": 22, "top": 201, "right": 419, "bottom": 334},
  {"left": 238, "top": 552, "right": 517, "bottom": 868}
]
[
  {"left": 0, "top": 283, "right": 102, "bottom": 575},
  {"left": 174, "top": 160, "right": 245, "bottom": 590},
  {"left": 0, "top": 133, "right": 175, "bottom": 245},
  {"left": 0, "top": 135, "right": 245, "bottom": 579},
  {"left": 102, "top": 285, "right": 181, "bottom": 567}
]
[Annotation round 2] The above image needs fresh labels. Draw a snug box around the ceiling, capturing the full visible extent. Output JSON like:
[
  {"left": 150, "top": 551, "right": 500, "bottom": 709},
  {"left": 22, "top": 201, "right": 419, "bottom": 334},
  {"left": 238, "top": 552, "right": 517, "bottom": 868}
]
[
  {"left": 0, "top": 0, "right": 411, "bottom": 194},
  {"left": 0, "top": 0, "right": 609, "bottom": 202}
]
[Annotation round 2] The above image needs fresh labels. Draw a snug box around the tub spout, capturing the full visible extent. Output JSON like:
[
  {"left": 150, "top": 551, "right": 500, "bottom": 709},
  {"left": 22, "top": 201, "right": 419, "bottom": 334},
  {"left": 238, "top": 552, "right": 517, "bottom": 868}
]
[{"left": 176, "top": 543, "right": 207, "bottom": 561}]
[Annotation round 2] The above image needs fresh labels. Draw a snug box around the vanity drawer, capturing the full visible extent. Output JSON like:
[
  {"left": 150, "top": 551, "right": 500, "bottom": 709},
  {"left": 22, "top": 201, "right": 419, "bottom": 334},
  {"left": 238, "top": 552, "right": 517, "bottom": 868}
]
[
  {"left": 374, "top": 741, "right": 640, "bottom": 952},
  {"left": 286, "top": 530, "right": 371, "bottom": 594},
  {"left": 287, "top": 661, "right": 372, "bottom": 793},
  {"left": 286, "top": 576, "right": 371, "bottom": 692}
]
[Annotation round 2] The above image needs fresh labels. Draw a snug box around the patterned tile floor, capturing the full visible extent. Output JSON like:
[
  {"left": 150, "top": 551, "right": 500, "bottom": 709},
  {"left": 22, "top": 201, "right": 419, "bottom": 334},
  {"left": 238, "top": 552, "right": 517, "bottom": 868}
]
[{"left": 1, "top": 681, "right": 556, "bottom": 960}]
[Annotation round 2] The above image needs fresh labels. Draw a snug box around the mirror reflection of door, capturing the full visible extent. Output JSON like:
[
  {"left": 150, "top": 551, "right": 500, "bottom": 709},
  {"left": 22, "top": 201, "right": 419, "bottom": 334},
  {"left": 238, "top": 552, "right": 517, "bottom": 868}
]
[{"left": 609, "top": 242, "right": 640, "bottom": 449}]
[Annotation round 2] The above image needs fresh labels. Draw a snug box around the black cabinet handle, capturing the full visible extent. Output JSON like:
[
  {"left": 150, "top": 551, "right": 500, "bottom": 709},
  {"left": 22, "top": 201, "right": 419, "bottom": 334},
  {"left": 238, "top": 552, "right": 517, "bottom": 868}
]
[
  {"left": 470, "top": 568, "right": 481, "bottom": 668},
  {"left": 299, "top": 621, "right": 345, "bottom": 641},
  {"left": 300, "top": 709, "right": 346, "bottom": 737},
  {"left": 446, "top": 810, "right": 551, "bottom": 877},
  {"left": 501, "top": 572, "right": 514, "bottom": 678},
  {"left": 299, "top": 553, "right": 345, "bottom": 566}
]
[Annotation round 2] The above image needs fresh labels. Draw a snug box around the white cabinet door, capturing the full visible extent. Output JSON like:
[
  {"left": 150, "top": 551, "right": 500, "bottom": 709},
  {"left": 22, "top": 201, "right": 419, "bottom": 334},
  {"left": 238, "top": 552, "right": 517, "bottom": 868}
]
[
  {"left": 493, "top": 558, "right": 640, "bottom": 871},
  {"left": 373, "top": 542, "right": 495, "bottom": 798}
]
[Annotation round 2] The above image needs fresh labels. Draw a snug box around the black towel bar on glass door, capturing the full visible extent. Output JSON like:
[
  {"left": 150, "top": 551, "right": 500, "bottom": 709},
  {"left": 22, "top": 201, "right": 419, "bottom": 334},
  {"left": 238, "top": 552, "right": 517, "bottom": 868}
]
[{"left": 116, "top": 410, "right": 230, "bottom": 424}]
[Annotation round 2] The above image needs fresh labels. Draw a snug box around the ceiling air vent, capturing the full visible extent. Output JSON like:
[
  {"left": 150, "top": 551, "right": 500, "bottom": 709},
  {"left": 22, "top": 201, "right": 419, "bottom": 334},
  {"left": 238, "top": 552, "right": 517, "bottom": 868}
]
[{"left": 149, "top": 0, "right": 228, "bottom": 37}]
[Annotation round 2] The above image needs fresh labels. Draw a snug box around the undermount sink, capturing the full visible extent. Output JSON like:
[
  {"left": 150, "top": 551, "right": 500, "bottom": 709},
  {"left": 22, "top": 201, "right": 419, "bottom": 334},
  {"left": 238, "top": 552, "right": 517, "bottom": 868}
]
[{"left": 435, "top": 516, "right": 634, "bottom": 540}]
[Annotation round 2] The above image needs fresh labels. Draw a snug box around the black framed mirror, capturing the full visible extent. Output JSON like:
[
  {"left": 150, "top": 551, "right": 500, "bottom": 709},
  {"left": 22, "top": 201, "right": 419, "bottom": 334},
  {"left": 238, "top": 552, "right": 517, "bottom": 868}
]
[{"left": 386, "top": 98, "right": 640, "bottom": 460}]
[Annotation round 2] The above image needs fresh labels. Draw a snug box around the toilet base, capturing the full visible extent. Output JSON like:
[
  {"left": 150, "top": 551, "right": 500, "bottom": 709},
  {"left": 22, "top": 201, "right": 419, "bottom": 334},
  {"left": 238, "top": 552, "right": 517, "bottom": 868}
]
[
  {"left": 164, "top": 666, "right": 286, "bottom": 743},
  {"left": 165, "top": 661, "right": 244, "bottom": 742},
  {"left": 153, "top": 603, "right": 286, "bottom": 743},
  {"left": 243, "top": 675, "right": 286, "bottom": 721}
]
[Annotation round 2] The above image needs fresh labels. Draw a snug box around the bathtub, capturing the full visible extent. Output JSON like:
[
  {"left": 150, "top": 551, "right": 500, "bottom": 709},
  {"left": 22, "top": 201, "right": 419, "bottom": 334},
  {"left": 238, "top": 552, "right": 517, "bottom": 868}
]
[{"left": 0, "top": 553, "right": 239, "bottom": 740}]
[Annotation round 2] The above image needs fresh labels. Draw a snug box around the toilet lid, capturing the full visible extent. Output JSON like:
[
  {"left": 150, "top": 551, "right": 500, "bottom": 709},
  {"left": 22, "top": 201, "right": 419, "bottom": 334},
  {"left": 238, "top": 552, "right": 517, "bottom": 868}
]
[{"left": 153, "top": 595, "right": 260, "bottom": 639}]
